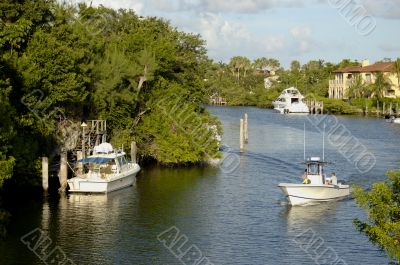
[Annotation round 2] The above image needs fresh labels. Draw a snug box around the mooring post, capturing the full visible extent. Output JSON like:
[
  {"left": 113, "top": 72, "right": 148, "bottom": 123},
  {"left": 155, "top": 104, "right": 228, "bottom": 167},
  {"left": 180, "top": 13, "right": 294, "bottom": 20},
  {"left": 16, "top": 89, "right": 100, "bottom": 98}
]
[
  {"left": 77, "top": 151, "right": 83, "bottom": 174},
  {"left": 244, "top": 113, "right": 248, "bottom": 143},
  {"left": 321, "top": 101, "right": 324, "bottom": 114},
  {"left": 383, "top": 102, "right": 386, "bottom": 116},
  {"left": 59, "top": 152, "right": 68, "bottom": 193},
  {"left": 81, "top": 122, "right": 87, "bottom": 158},
  {"left": 131, "top": 141, "right": 137, "bottom": 163},
  {"left": 42, "top": 157, "right": 48, "bottom": 193},
  {"left": 365, "top": 102, "right": 368, "bottom": 116},
  {"left": 377, "top": 101, "right": 380, "bottom": 117},
  {"left": 240, "top": 118, "right": 244, "bottom": 153}
]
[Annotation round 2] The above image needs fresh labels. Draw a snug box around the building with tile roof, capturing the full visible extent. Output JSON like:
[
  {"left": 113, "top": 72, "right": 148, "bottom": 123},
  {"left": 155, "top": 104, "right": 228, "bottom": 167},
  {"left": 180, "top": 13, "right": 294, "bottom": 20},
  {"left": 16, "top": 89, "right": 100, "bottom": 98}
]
[{"left": 329, "top": 60, "right": 399, "bottom": 99}]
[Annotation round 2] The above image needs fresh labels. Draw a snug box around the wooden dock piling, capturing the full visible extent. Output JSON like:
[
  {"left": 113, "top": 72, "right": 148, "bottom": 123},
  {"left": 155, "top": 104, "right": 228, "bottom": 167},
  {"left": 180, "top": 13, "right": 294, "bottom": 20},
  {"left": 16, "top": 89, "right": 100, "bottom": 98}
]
[
  {"left": 377, "top": 101, "right": 380, "bottom": 117},
  {"left": 307, "top": 100, "right": 323, "bottom": 114},
  {"left": 383, "top": 102, "right": 386, "bottom": 116},
  {"left": 59, "top": 152, "right": 68, "bottom": 193},
  {"left": 240, "top": 118, "right": 244, "bottom": 153},
  {"left": 42, "top": 157, "right": 48, "bottom": 193},
  {"left": 77, "top": 151, "right": 83, "bottom": 174},
  {"left": 244, "top": 113, "right": 248, "bottom": 143},
  {"left": 131, "top": 141, "right": 137, "bottom": 162}
]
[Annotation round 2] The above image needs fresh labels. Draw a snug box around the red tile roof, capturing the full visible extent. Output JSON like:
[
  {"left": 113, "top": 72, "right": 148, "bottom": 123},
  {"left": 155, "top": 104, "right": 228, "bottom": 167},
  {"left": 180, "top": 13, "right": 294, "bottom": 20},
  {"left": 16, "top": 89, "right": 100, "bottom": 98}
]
[{"left": 333, "top": 62, "right": 394, "bottom": 73}]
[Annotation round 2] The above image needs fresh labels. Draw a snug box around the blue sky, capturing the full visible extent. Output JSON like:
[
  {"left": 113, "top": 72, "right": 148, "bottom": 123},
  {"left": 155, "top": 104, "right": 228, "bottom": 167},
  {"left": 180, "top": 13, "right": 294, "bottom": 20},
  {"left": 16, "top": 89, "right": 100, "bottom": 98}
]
[{"left": 70, "top": 0, "right": 400, "bottom": 68}]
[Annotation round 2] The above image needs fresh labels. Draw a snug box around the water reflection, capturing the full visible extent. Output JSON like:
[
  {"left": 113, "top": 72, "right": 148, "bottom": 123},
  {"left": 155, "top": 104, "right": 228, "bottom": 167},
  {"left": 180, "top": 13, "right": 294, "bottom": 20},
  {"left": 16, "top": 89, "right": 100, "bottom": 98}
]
[{"left": 282, "top": 202, "right": 341, "bottom": 231}]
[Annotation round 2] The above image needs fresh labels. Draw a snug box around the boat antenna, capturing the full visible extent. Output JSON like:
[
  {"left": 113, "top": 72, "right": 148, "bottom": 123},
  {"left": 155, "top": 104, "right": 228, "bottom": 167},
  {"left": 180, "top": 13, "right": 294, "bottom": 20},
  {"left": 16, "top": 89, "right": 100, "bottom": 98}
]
[
  {"left": 322, "top": 123, "right": 325, "bottom": 161},
  {"left": 303, "top": 122, "right": 306, "bottom": 161}
]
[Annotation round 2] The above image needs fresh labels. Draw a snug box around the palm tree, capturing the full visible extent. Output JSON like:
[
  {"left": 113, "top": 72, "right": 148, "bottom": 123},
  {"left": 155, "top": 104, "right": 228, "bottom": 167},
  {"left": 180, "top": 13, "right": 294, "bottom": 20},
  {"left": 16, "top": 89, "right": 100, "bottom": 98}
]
[
  {"left": 253, "top": 57, "right": 269, "bottom": 70},
  {"left": 391, "top": 58, "right": 400, "bottom": 88},
  {"left": 346, "top": 74, "right": 366, "bottom": 98},
  {"left": 372, "top": 72, "right": 391, "bottom": 99},
  {"left": 267, "top": 58, "right": 281, "bottom": 71},
  {"left": 229, "top": 56, "right": 242, "bottom": 81},
  {"left": 229, "top": 56, "right": 251, "bottom": 81},
  {"left": 242, "top": 57, "right": 251, "bottom": 78}
]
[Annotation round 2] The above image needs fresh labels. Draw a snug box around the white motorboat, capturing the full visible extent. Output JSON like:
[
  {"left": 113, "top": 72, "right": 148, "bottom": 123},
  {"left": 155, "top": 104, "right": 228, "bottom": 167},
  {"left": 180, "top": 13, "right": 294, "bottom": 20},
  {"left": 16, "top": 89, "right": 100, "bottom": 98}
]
[
  {"left": 278, "top": 157, "right": 350, "bottom": 206},
  {"left": 272, "top": 87, "right": 309, "bottom": 114},
  {"left": 386, "top": 116, "right": 400, "bottom": 124},
  {"left": 67, "top": 143, "right": 140, "bottom": 193}
]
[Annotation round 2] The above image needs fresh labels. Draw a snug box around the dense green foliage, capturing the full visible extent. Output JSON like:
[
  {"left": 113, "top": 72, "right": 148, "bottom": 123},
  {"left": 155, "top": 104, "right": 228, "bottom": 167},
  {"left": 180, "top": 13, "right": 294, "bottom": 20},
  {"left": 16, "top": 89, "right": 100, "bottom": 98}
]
[
  {"left": 353, "top": 170, "right": 400, "bottom": 262},
  {"left": 207, "top": 57, "right": 400, "bottom": 114},
  {"left": 206, "top": 58, "right": 357, "bottom": 108},
  {"left": 0, "top": 0, "right": 221, "bottom": 191}
]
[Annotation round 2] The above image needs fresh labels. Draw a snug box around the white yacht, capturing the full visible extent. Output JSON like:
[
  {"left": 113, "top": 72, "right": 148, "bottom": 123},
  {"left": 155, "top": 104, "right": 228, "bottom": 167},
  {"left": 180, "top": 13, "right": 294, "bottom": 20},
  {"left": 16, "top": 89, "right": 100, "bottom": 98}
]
[
  {"left": 67, "top": 143, "right": 140, "bottom": 193},
  {"left": 273, "top": 87, "right": 309, "bottom": 114},
  {"left": 278, "top": 157, "right": 350, "bottom": 206}
]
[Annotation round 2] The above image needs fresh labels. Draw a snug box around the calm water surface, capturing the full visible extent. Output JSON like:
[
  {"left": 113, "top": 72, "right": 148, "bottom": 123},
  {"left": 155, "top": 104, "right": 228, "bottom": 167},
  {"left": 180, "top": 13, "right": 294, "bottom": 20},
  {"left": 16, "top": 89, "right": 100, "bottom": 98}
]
[{"left": 1, "top": 106, "right": 400, "bottom": 265}]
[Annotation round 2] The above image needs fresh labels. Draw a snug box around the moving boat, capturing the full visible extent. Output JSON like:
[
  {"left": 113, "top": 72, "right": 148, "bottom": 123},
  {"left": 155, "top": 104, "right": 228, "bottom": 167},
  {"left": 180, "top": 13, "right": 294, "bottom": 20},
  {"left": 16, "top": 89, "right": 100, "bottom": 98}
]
[
  {"left": 278, "top": 157, "right": 350, "bottom": 206},
  {"left": 67, "top": 143, "right": 140, "bottom": 193},
  {"left": 272, "top": 87, "right": 309, "bottom": 114}
]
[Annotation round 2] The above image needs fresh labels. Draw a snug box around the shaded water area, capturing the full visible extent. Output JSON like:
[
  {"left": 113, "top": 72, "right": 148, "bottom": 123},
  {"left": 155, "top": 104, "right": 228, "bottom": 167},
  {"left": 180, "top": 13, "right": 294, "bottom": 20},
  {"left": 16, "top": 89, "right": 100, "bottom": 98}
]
[{"left": 1, "top": 106, "right": 400, "bottom": 265}]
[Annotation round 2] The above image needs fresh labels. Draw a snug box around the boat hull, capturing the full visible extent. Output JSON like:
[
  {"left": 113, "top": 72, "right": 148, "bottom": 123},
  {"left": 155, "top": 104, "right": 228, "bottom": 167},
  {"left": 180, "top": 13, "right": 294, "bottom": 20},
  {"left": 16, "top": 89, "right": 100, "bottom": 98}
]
[
  {"left": 67, "top": 164, "right": 140, "bottom": 193},
  {"left": 278, "top": 183, "right": 350, "bottom": 206},
  {"left": 273, "top": 104, "right": 309, "bottom": 114}
]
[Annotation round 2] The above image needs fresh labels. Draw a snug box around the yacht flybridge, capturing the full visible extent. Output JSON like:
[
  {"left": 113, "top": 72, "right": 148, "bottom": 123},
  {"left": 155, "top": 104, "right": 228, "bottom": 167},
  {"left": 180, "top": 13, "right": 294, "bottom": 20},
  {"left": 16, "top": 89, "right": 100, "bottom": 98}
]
[
  {"left": 278, "top": 157, "right": 350, "bottom": 206},
  {"left": 67, "top": 143, "right": 140, "bottom": 193},
  {"left": 272, "top": 87, "right": 309, "bottom": 114}
]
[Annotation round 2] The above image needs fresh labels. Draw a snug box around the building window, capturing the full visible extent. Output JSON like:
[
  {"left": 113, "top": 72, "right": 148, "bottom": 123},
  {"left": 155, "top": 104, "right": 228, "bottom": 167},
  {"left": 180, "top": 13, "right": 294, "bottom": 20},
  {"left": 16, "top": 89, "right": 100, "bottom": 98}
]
[{"left": 387, "top": 89, "right": 395, "bottom": 97}]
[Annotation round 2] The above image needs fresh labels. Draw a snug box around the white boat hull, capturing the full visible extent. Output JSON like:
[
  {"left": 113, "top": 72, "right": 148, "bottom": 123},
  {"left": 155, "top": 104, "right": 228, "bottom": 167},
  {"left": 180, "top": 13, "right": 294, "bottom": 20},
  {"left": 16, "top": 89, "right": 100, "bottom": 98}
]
[
  {"left": 273, "top": 103, "right": 309, "bottom": 114},
  {"left": 278, "top": 183, "right": 350, "bottom": 206},
  {"left": 67, "top": 164, "right": 140, "bottom": 193}
]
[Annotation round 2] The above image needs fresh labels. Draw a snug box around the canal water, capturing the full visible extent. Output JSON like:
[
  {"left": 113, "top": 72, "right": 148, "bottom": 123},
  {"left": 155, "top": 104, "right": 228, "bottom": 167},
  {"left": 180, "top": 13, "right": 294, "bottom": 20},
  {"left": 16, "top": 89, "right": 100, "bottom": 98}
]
[{"left": 1, "top": 106, "right": 400, "bottom": 265}]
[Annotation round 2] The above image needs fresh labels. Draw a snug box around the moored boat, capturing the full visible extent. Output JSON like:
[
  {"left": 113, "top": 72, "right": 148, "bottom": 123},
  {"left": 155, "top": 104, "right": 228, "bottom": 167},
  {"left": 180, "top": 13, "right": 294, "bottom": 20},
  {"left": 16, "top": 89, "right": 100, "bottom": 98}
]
[
  {"left": 67, "top": 143, "right": 140, "bottom": 193},
  {"left": 272, "top": 87, "right": 309, "bottom": 114}
]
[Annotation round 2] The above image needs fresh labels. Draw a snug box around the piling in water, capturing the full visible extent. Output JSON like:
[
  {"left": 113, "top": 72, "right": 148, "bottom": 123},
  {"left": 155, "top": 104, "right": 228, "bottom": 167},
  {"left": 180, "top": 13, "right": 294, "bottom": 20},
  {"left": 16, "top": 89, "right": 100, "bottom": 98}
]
[
  {"left": 240, "top": 118, "right": 244, "bottom": 153},
  {"left": 42, "top": 157, "right": 48, "bottom": 193},
  {"left": 59, "top": 152, "right": 68, "bottom": 193},
  {"left": 131, "top": 141, "right": 137, "bottom": 162},
  {"left": 77, "top": 151, "right": 83, "bottom": 174},
  {"left": 383, "top": 102, "right": 386, "bottom": 116},
  {"left": 377, "top": 101, "right": 380, "bottom": 117},
  {"left": 244, "top": 113, "right": 248, "bottom": 144}
]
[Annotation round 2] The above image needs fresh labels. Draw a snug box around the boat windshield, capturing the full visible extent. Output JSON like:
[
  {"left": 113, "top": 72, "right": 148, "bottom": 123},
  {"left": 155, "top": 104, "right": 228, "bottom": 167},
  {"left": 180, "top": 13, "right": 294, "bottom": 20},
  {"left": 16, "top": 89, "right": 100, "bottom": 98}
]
[
  {"left": 116, "top": 156, "right": 128, "bottom": 168},
  {"left": 307, "top": 163, "right": 322, "bottom": 175}
]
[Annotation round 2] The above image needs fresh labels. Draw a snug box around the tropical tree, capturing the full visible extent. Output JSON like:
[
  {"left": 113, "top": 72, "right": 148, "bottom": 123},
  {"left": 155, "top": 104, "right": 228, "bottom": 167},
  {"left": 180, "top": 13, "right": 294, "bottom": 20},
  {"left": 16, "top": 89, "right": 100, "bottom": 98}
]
[
  {"left": 346, "top": 74, "right": 367, "bottom": 98},
  {"left": 353, "top": 170, "right": 400, "bottom": 263},
  {"left": 267, "top": 58, "right": 281, "bottom": 71},
  {"left": 290, "top": 60, "right": 301, "bottom": 72},
  {"left": 242, "top": 57, "right": 251, "bottom": 78},
  {"left": 229, "top": 56, "right": 250, "bottom": 81},
  {"left": 391, "top": 58, "right": 400, "bottom": 88},
  {"left": 253, "top": 57, "right": 269, "bottom": 70},
  {"left": 372, "top": 72, "right": 391, "bottom": 99}
]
